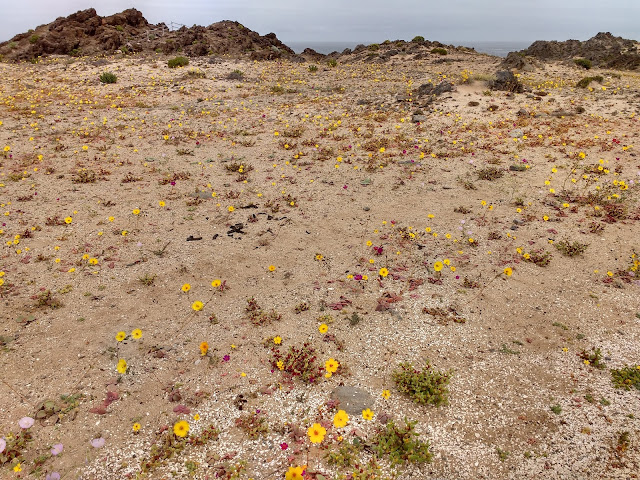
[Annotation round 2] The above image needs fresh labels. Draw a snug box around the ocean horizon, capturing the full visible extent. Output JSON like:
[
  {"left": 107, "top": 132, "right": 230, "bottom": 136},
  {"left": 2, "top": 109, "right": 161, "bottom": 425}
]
[{"left": 285, "top": 40, "right": 533, "bottom": 58}]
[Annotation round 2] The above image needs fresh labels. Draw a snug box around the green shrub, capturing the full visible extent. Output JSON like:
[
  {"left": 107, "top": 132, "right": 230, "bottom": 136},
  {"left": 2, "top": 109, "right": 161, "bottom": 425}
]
[
  {"left": 8, "top": 41, "right": 17, "bottom": 50},
  {"left": 372, "top": 419, "right": 433, "bottom": 466},
  {"left": 308, "top": 64, "right": 318, "bottom": 72},
  {"left": 576, "top": 75, "right": 603, "bottom": 88},
  {"left": 168, "top": 56, "right": 189, "bottom": 68},
  {"left": 68, "top": 48, "right": 81, "bottom": 57},
  {"left": 115, "top": 25, "right": 124, "bottom": 32},
  {"left": 431, "top": 47, "right": 447, "bottom": 55},
  {"left": 611, "top": 366, "right": 640, "bottom": 390},
  {"left": 412, "top": 36, "right": 425, "bottom": 43},
  {"left": 392, "top": 361, "right": 452, "bottom": 406},
  {"left": 327, "top": 59, "right": 337, "bottom": 67},
  {"left": 574, "top": 58, "right": 592, "bottom": 69},
  {"left": 29, "top": 34, "right": 39, "bottom": 44},
  {"left": 368, "top": 44, "right": 379, "bottom": 51},
  {"left": 99, "top": 71, "right": 117, "bottom": 84}
]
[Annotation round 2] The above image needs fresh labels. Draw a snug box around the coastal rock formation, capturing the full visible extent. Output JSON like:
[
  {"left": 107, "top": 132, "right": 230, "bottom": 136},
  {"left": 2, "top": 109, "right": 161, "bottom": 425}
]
[
  {"left": 518, "top": 32, "right": 640, "bottom": 70},
  {"left": 0, "top": 8, "right": 293, "bottom": 61}
]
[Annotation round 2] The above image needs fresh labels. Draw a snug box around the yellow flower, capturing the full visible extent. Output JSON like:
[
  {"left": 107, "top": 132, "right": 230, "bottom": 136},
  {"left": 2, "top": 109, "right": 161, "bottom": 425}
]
[
  {"left": 268, "top": 265, "right": 276, "bottom": 272},
  {"left": 132, "top": 208, "right": 140, "bottom": 215},
  {"left": 362, "top": 408, "right": 374, "bottom": 421},
  {"left": 543, "top": 215, "right": 549, "bottom": 221},
  {"left": 173, "top": 420, "right": 190, "bottom": 437},
  {"left": 325, "top": 358, "right": 339, "bottom": 373},
  {"left": 108, "top": 216, "right": 115, "bottom": 222},
  {"left": 285, "top": 466, "right": 305, "bottom": 480},
  {"left": 193, "top": 414, "right": 200, "bottom": 421},
  {"left": 64, "top": 216, "right": 73, "bottom": 224},
  {"left": 181, "top": 283, "right": 191, "bottom": 292},
  {"left": 192, "top": 301, "right": 204, "bottom": 311},
  {"left": 116, "top": 359, "right": 127, "bottom": 374},
  {"left": 366, "top": 240, "right": 372, "bottom": 246},
  {"left": 159, "top": 200, "right": 166, "bottom": 207},
  {"left": 333, "top": 410, "right": 349, "bottom": 428},
  {"left": 132, "top": 422, "right": 141, "bottom": 432},
  {"left": 379, "top": 147, "right": 385, "bottom": 153},
  {"left": 228, "top": 205, "right": 235, "bottom": 212},
  {"left": 433, "top": 261, "right": 443, "bottom": 272},
  {"left": 381, "top": 389, "right": 391, "bottom": 399},
  {"left": 276, "top": 360, "right": 284, "bottom": 370},
  {"left": 503, "top": 267, "right": 513, "bottom": 276},
  {"left": 89, "top": 258, "right": 98, "bottom": 265},
  {"left": 315, "top": 253, "right": 323, "bottom": 261},
  {"left": 307, "top": 423, "right": 326, "bottom": 443},
  {"left": 131, "top": 329, "right": 142, "bottom": 339},
  {"left": 199, "top": 341, "right": 209, "bottom": 355},
  {"left": 273, "top": 336, "right": 282, "bottom": 345},
  {"left": 115, "top": 331, "right": 126, "bottom": 342},
  {"left": 13, "top": 463, "right": 22, "bottom": 472},
  {"left": 318, "top": 324, "right": 328, "bottom": 334},
  {"left": 378, "top": 267, "right": 389, "bottom": 277},
  {"left": 211, "top": 279, "right": 221, "bottom": 288}
]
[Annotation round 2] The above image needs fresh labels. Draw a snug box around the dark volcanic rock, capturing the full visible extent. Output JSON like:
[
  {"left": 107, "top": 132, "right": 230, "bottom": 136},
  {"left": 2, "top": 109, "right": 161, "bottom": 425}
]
[
  {"left": 0, "top": 9, "right": 294, "bottom": 62},
  {"left": 417, "top": 80, "right": 454, "bottom": 97},
  {"left": 489, "top": 71, "right": 524, "bottom": 93},
  {"left": 516, "top": 32, "right": 640, "bottom": 70}
]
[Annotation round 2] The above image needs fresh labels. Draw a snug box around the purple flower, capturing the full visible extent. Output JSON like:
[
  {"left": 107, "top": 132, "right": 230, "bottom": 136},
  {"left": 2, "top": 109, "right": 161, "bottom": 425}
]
[
  {"left": 354, "top": 274, "right": 362, "bottom": 281},
  {"left": 51, "top": 443, "right": 63, "bottom": 456},
  {"left": 0, "top": 438, "right": 6, "bottom": 453},
  {"left": 223, "top": 354, "right": 230, "bottom": 362},
  {"left": 90, "top": 437, "right": 105, "bottom": 448},
  {"left": 46, "top": 473, "right": 61, "bottom": 480},
  {"left": 19, "top": 417, "right": 34, "bottom": 429}
]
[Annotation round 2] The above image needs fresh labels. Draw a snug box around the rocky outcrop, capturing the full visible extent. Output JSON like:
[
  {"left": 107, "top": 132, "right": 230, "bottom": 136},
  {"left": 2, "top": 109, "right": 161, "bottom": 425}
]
[
  {"left": 517, "top": 32, "right": 640, "bottom": 70},
  {"left": 0, "top": 8, "right": 294, "bottom": 62}
]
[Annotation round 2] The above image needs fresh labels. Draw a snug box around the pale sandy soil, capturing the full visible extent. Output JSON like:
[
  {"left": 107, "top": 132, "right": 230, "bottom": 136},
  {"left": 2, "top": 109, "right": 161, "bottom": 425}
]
[{"left": 0, "top": 51, "right": 639, "bottom": 480}]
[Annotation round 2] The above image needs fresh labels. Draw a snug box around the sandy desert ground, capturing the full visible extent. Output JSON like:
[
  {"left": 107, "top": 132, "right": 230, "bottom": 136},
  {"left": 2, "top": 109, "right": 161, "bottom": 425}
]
[{"left": 0, "top": 49, "right": 639, "bottom": 480}]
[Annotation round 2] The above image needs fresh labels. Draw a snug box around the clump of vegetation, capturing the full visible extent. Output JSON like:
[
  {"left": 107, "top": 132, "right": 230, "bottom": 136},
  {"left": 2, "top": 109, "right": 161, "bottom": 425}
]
[
  {"left": 477, "top": 166, "right": 504, "bottom": 181},
  {"left": 555, "top": 239, "right": 589, "bottom": 257},
  {"left": 139, "top": 274, "right": 157, "bottom": 286},
  {"left": 246, "top": 297, "right": 281, "bottom": 326},
  {"left": 308, "top": 64, "right": 318, "bottom": 72},
  {"left": 270, "top": 342, "right": 323, "bottom": 383},
  {"left": 550, "top": 404, "right": 562, "bottom": 415},
  {"left": 611, "top": 365, "right": 640, "bottom": 390},
  {"left": 523, "top": 249, "right": 552, "bottom": 267},
  {"left": 327, "top": 59, "right": 337, "bottom": 67},
  {"left": 412, "top": 35, "right": 425, "bottom": 43},
  {"left": 576, "top": 75, "right": 603, "bottom": 88},
  {"left": 29, "top": 34, "right": 39, "bottom": 44},
  {"left": 392, "top": 361, "right": 452, "bottom": 406},
  {"left": 368, "top": 44, "right": 380, "bottom": 51},
  {"left": 227, "top": 69, "right": 244, "bottom": 80},
  {"left": 186, "top": 69, "right": 206, "bottom": 78},
  {"left": 168, "top": 56, "right": 189, "bottom": 68},
  {"left": 99, "top": 72, "right": 117, "bottom": 84},
  {"left": 372, "top": 419, "right": 433, "bottom": 466},
  {"left": 294, "top": 302, "right": 309, "bottom": 313},
  {"left": 578, "top": 347, "right": 606, "bottom": 369},
  {"left": 270, "top": 85, "right": 285, "bottom": 94},
  {"left": 574, "top": 58, "right": 592, "bottom": 69},
  {"left": 235, "top": 410, "right": 269, "bottom": 438},
  {"left": 0, "top": 428, "right": 33, "bottom": 467},
  {"left": 325, "top": 442, "right": 363, "bottom": 468},
  {"left": 32, "top": 290, "right": 63, "bottom": 310},
  {"left": 431, "top": 47, "right": 447, "bottom": 55}
]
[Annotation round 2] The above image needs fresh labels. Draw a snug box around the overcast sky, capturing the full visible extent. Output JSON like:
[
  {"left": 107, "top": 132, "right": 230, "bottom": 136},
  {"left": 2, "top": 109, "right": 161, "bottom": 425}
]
[{"left": 3, "top": 0, "right": 640, "bottom": 45}]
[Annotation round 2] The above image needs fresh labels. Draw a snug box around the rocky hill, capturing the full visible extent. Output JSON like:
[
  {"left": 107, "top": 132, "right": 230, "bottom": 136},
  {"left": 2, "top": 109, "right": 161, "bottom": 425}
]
[
  {"left": 518, "top": 32, "right": 640, "bottom": 70},
  {"left": 0, "top": 8, "right": 294, "bottom": 61}
]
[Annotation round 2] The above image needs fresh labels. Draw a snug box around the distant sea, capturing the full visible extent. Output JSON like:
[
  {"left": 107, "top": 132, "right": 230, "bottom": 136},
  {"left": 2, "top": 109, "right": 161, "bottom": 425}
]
[{"left": 286, "top": 40, "right": 533, "bottom": 58}]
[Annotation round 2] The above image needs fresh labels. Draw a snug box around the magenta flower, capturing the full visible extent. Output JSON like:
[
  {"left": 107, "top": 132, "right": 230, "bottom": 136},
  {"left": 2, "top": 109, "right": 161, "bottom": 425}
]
[
  {"left": 223, "top": 354, "right": 230, "bottom": 362},
  {"left": 19, "top": 417, "right": 34, "bottom": 429},
  {"left": 280, "top": 442, "right": 288, "bottom": 450}
]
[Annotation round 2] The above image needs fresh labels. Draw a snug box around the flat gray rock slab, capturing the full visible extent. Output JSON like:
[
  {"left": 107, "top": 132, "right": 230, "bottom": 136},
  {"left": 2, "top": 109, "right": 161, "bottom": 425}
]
[{"left": 331, "top": 386, "right": 374, "bottom": 416}]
